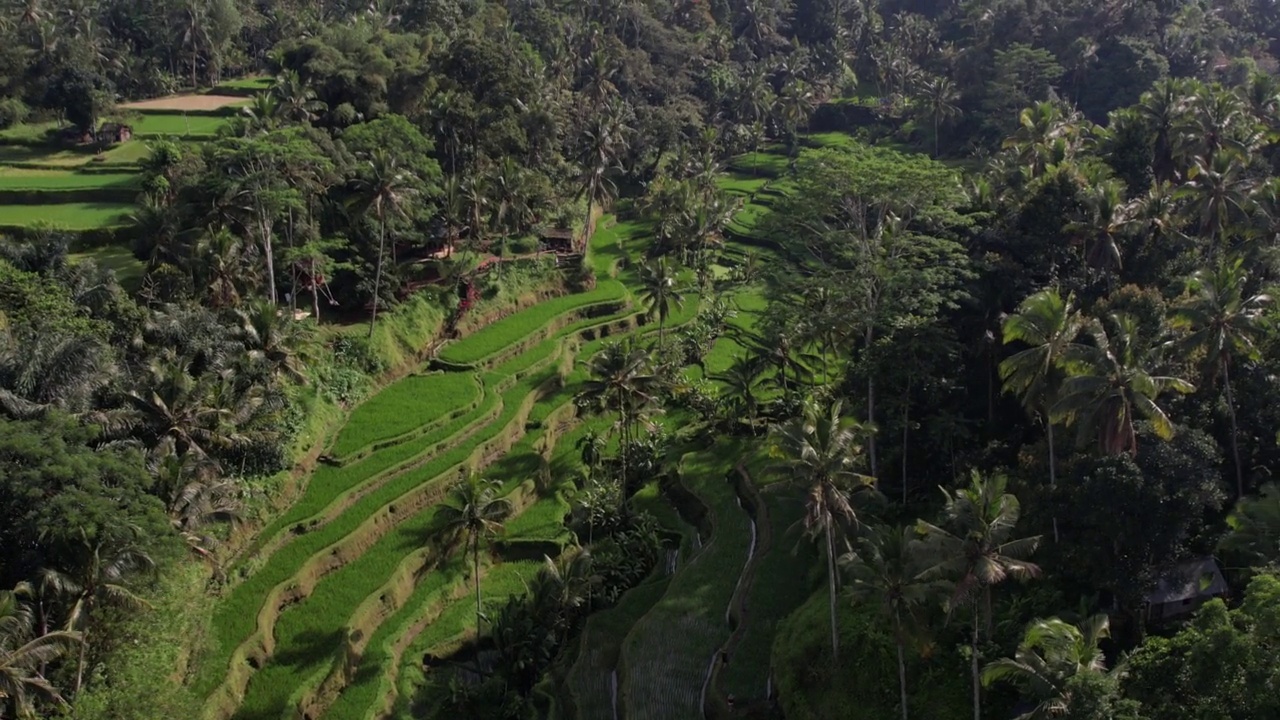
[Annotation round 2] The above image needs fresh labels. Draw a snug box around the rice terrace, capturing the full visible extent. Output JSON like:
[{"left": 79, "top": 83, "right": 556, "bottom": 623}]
[{"left": 3, "top": 4, "right": 1280, "bottom": 720}]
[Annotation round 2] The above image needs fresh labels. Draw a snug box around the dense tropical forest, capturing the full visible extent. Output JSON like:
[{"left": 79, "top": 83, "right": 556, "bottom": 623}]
[{"left": 3, "top": 0, "right": 1280, "bottom": 718}]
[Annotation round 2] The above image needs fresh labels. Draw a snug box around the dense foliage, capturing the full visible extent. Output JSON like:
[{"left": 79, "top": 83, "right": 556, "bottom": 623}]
[{"left": 3, "top": 0, "right": 1280, "bottom": 719}]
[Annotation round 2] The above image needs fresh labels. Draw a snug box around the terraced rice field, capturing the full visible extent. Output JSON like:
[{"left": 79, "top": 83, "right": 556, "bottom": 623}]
[
  {"left": 0, "top": 202, "right": 133, "bottom": 229},
  {"left": 618, "top": 444, "right": 754, "bottom": 720},
  {"left": 193, "top": 141, "right": 812, "bottom": 720},
  {"left": 0, "top": 168, "right": 140, "bottom": 190},
  {"left": 130, "top": 112, "right": 229, "bottom": 137}
]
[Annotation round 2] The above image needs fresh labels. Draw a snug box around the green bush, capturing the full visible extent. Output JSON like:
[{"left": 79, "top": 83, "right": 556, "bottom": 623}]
[{"left": 772, "top": 591, "right": 969, "bottom": 720}]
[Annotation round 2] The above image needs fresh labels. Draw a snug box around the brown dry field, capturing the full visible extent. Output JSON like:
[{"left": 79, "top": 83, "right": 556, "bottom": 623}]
[{"left": 120, "top": 94, "right": 245, "bottom": 111}]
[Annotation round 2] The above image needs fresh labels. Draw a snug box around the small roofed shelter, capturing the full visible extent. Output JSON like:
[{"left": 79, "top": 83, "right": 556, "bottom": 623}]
[
  {"left": 1143, "top": 556, "right": 1229, "bottom": 623},
  {"left": 538, "top": 227, "right": 576, "bottom": 253},
  {"left": 99, "top": 122, "right": 133, "bottom": 143}
]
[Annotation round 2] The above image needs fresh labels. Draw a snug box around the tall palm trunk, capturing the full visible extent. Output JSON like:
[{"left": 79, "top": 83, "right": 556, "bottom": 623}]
[
  {"left": 895, "top": 609, "right": 909, "bottom": 720},
  {"left": 260, "top": 211, "right": 277, "bottom": 304},
  {"left": 75, "top": 626, "right": 88, "bottom": 694},
  {"left": 826, "top": 523, "right": 840, "bottom": 662},
  {"left": 970, "top": 621, "right": 980, "bottom": 720},
  {"left": 1047, "top": 413, "right": 1059, "bottom": 543},
  {"left": 1223, "top": 359, "right": 1244, "bottom": 498},
  {"left": 866, "top": 324, "right": 878, "bottom": 475},
  {"left": 902, "top": 374, "right": 912, "bottom": 504},
  {"left": 473, "top": 536, "right": 482, "bottom": 630},
  {"left": 368, "top": 212, "right": 386, "bottom": 339}
]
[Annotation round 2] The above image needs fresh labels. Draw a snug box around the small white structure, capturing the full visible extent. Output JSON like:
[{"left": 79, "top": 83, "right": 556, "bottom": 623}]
[{"left": 1143, "top": 556, "right": 1229, "bottom": 623}]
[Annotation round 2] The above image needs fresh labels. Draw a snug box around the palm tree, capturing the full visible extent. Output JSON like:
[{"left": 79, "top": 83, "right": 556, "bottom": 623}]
[
  {"left": 717, "top": 354, "right": 766, "bottom": 434},
  {"left": 982, "top": 615, "right": 1113, "bottom": 720},
  {"left": 576, "top": 342, "right": 658, "bottom": 495},
  {"left": 1065, "top": 179, "right": 1130, "bottom": 272},
  {"left": 1171, "top": 258, "right": 1272, "bottom": 498},
  {"left": 1176, "top": 151, "right": 1254, "bottom": 254},
  {"left": 842, "top": 526, "right": 942, "bottom": 720},
  {"left": 576, "top": 430, "right": 606, "bottom": 483},
  {"left": 234, "top": 299, "right": 309, "bottom": 383},
  {"left": 918, "top": 75, "right": 960, "bottom": 158},
  {"left": 103, "top": 353, "right": 264, "bottom": 462},
  {"left": 638, "top": 257, "right": 684, "bottom": 347},
  {"left": 0, "top": 588, "right": 80, "bottom": 719},
  {"left": 1137, "top": 78, "right": 1190, "bottom": 183},
  {"left": 38, "top": 531, "right": 154, "bottom": 694},
  {"left": 240, "top": 93, "right": 281, "bottom": 133},
  {"left": 917, "top": 471, "right": 1042, "bottom": 720},
  {"left": 272, "top": 70, "right": 327, "bottom": 124},
  {"left": 1053, "top": 313, "right": 1195, "bottom": 457},
  {"left": 999, "top": 289, "right": 1087, "bottom": 541},
  {"left": 350, "top": 149, "right": 419, "bottom": 338},
  {"left": 578, "top": 101, "right": 629, "bottom": 250},
  {"left": 0, "top": 329, "right": 117, "bottom": 419},
  {"left": 437, "top": 474, "right": 512, "bottom": 630},
  {"left": 770, "top": 398, "right": 878, "bottom": 662}
]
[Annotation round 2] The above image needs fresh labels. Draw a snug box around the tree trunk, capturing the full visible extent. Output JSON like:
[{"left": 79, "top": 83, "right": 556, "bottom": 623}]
[
  {"left": 934, "top": 113, "right": 940, "bottom": 159},
  {"left": 368, "top": 213, "right": 386, "bottom": 339},
  {"left": 826, "top": 524, "right": 840, "bottom": 662},
  {"left": 1224, "top": 360, "right": 1245, "bottom": 499},
  {"left": 902, "top": 374, "right": 911, "bottom": 505},
  {"left": 970, "top": 622, "right": 981, "bottom": 720},
  {"left": 866, "top": 325, "right": 878, "bottom": 476},
  {"left": 1047, "top": 414, "right": 1059, "bottom": 543},
  {"left": 75, "top": 626, "right": 88, "bottom": 695},
  {"left": 473, "top": 537, "right": 482, "bottom": 631},
  {"left": 262, "top": 216, "right": 277, "bottom": 304},
  {"left": 895, "top": 614, "right": 909, "bottom": 720}
]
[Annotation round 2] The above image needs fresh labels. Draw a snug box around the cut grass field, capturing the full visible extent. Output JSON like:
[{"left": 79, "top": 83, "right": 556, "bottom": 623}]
[
  {"left": 129, "top": 112, "right": 228, "bottom": 137},
  {"left": 0, "top": 202, "right": 132, "bottom": 229},
  {"left": 328, "top": 373, "right": 482, "bottom": 460},
  {"left": 620, "top": 442, "right": 753, "bottom": 720}
]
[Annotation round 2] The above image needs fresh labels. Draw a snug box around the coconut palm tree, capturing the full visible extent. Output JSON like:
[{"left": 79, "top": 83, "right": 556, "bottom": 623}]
[
  {"left": 272, "top": 70, "right": 327, "bottom": 124},
  {"left": 437, "top": 474, "right": 512, "bottom": 630},
  {"left": 349, "top": 149, "right": 419, "bottom": 338},
  {"left": 842, "top": 526, "right": 943, "bottom": 720},
  {"left": 917, "top": 471, "right": 1042, "bottom": 720},
  {"left": 917, "top": 75, "right": 961, "bottom": 159},
  {"left": 638, "top": 257, "right": 684, "bottom": 348},
  {"left": 1171, "top": 258, "right": 1272, "bottom": 498},
  {"left": 770, "top": 398, "right": 878, "bottom": 662},
  {"left": 1053, "top": 313, "right": 1194, "bottom": 457},
  {"left": 717, "top": 354, "right": 766, "bottom": 434},
  {"left": 578, "top": 100, "right": 629, "bottom": 250},
  {"left": 240, "top": 93, "right": 281, "bottom": 134},
  {"left": 576, "top": 342, "right": 658, "bottom": 495},
  {"left": 102, "top": 353, "right": 265, "bottom": 462},
  {"left": 1176, "top": 151, "right": 1254, "bottom": 254},
  {"left": 1137, "top": 78, "right": 1191, "bottom": 183},
  {"left": 982, "top": 614, "right": 1114, "bottom": 720},
  {"left": 233, "top": 299, "right": 309, "bottom": 383},
  {"left": 1065, "top": 179, "right": 1130, "bottom": 272},
  {"left": 0, "top": 588, "right": 80, "bottom": 719},
  {"left": 38, "top": 531, "right": 154, "bottom": 694},
  {"left": 999, "top": 288, "right": 1087, "bottom": 540}
]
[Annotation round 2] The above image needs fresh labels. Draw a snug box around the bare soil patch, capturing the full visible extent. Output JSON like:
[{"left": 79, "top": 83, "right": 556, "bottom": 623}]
[{"left": 120, "top": 94, "right": 245, "bottom": 111}]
